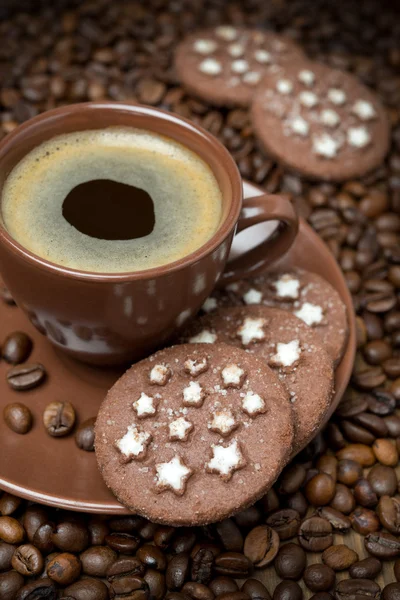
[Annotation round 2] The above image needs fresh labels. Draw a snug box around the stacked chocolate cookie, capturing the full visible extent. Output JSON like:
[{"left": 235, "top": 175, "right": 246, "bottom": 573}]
[
  {"left": 95, "top": 268, "right": 348, "bottom": 525},
  {"left": 174, "top": 26, "right": 390, "bottom": 181}
]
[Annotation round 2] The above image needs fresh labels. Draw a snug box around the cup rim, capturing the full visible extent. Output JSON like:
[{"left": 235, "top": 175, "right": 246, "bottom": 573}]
[{"left": 0, "top": 102, "right": 242, "bottom": 282}]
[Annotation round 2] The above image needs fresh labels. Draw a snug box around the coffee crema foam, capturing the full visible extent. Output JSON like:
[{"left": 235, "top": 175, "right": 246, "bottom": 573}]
[{"left": 1, "top": 128, "right": 223, "bottom": 273}]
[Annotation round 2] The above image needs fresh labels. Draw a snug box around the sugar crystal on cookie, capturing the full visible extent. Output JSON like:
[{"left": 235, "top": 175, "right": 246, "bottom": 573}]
[
  {"left": 208, "top": 409, "right": 237, "bottom": 436},
  {"left": 183, "top": 381, "right": 206, "bottom": 407},
  {"left": 155, "top": 455, "right": 193, "bottom": 495},
  {"left": 115, "top": 425, "right": 152, "bottom": 462},
  {"left": 133, "top": 392, "right": 157, "bottom": 418},
  {"left": 270, "top": 339, "right": 301, "bottom": 368},
  {"left": 295, "top": 302, "right": 323, "bottom": 326},
  {"left": 206, "top": 439, "right": 246, "bottom": 481},
  {"left": 236, "top": 317, "right": 267, "bottom": 345}
]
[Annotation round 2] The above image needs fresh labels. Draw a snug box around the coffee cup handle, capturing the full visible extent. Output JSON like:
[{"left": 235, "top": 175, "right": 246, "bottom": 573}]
[{"left": 219, "top": 193, "right": 299, "bottom": 285}]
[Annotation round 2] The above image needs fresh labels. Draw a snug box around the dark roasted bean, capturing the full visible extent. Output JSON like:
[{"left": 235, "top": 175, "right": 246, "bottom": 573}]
[
  {"left": 0, "top": 542, "right": 15, "bottom": 572},
  {"left": 191, "top": 548, "right": 214, "bottom": 584},
  {"left": 365, "top": 532, "right": 400, "bottom": 559},
  {"left": 336, "top": 396, "right": 369, "bottom": 418},
  {"left": 303, "top": 564, "right": 335, "bottom": 592},
  {"left": 215, "top": 519, "right": 243, "bottom": 552},
  {"left": 266, "top": 510, "right": 300, "bottom": 540},
  {"left": 105, "top": 532, "right": 140, "bottom": 553},
  {"left": 337, "top": 459, "right": 363, "bottom": 486},
  {"left": 107, "top": 556, "right": 145, "bottom": 580},
  {"left": 0, "top": 494, "right": 22, "bottom": 517},
  {"left": 80, "top": 545, "right": 116, "bottom": 576},
  {"left": 336, "top": 444, "right": 376, "bottom": 466},
  {"left": 171, "top": 530, "right": 196, "bottom": 554},
  {"left": 64, "top": 579, "right": 109, "bottom": 600},
  {"left": 2, "top": 332, "right": 32, "bottom": 364},
  {"left": 305, "top": 474, "right": 335, "bottom": 506},
  {"left": 340, "top": 419, "right": 375, "bottom": 444},
  {"left": 354, "top": 479, "right": 378, "bottom": 508},
  {"left": 316, "top": 507, "right": 351, "bottom": 532},
  {"left": 214, "top": 552, "right": 252, "bottom": 577},
  {"left": 0, "top": 516, "right": 24, "bottom": 544},
  {"left": 0, "top": 570, "right": 25, "bottom": 600},
  {"left": 209, "top": 577, "right": 238, "bottom": 596},
  {"left": 154, "top": 526, "right": 175, "bottom": 550},
  {"left": 23, "top": 505, "right": 49, "bottom": 542},
  {"left": 43, "top": 401, "right": 75, "bottom": 437},
  {"left": 75, "top": 417, "right": 96, "bottom": 451},
  {"left": 166, "top": 553, "right": 189, "bottom": 590},
  {"left": 12, "top": 543, "right": 44, "bottom": 576},
  {"left": 234, "top": 506, "right": 262, "bottom": 529},
  {"left": 350, "top": 507, "right": 380, "bottom": 535},
  {"left": 321, "top": 544, "right": 358, "bottom": 571},
  {"left": 316, "top": 456, "right": 337, "bottom": 481},
  {"left": 377, "top": 496, "right": 400, "bottom": 534},
  {"left": 241, "top": 579, "right": 271, "bottom": 600},
  {"left": 330, "top": 483, "right": 355, "bottom": 514},
  {"left": 298, "top": 517, "right": 332, "bottom": 552},
  {"left": 372, "top": 438, "right": 399, "bottom": 465},
  {"left": 367, "top": 390, "right": 396, "bottom": 415},
  {"left": 259, "top": 490, "right": 280, "bottom": 515},
  {"left": 144, "top": 568, "right": 165, "bottom": 600},
  {"left": 136, "top": 544, "right": 167, "bottom": 571},
  {"left": 7, "top": 363, "right": 45, "bottom": 390},
  {"left": 274, "top": 543, "right": 305, "bottom": 580},
  {"left": 382, "top": 583, "right": 400, "bottom": 600},
  {"left": 335, "top": 579, "right": 380, "bottom": 600},
  {"left": 272, "top": 580, "right": 302, "bottom": 600},
  {"left": 349, "top": 557, "right": 382, "bottom": 579},
  {"left": 243, "top": 526, "right": 279, "bottom": 567},
  {"left": 368, "top": 464, "right": 398, "bottom": 496},
  {"left": 46, "top": 552, "right": 81, "bottom": 585},
  {"left": 15, "top": 578, "right": 57, "bottom": 600},
  {"left": 182, "top": 581, "right": 215, "bottom": 600},
  {"left": 278, "top": 465, "right": 306, "bottom": 495},
  {"left": 52, "top": 520, "right": 89, "bottom": 552},
  {"left": 352, "top": 412, "right": 388, "bottom": 437},
  {"left": 3, "top": 403, "right": 32, "bottom": 434},
  {"left": 33, "top": 523, "right": 56, "bottom": 554}
]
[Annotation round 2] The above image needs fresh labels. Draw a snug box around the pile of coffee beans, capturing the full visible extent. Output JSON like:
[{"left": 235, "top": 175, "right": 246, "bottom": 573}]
[{"left": 0, "top": 0, "right": 400, "bottom": 598}]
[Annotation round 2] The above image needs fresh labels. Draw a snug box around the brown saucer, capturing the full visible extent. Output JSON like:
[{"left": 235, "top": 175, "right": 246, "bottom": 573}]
[{"left": 0, "top": 180, "right": 356, "bottom": 514}]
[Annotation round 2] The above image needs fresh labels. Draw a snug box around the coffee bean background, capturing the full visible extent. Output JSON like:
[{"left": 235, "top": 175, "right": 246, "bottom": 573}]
[{"left": 0, "top": 0, "right": 400, "bottom": 598}]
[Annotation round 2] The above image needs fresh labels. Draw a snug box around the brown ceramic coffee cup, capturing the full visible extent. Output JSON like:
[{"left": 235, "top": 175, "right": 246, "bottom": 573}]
[{"left": 0, "top": 103, "right": 298, "bottom": 365}]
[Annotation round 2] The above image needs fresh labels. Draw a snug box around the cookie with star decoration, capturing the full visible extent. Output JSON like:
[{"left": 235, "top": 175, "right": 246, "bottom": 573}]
[
  {"left": 95, "top": 343, "right": 294, "bottom": 525},
  {"left": 251, "top": 61, "right": 390, "bottom": 180},
  {"left": 174, "top": 25, "right": 304, "bottom": 107}
]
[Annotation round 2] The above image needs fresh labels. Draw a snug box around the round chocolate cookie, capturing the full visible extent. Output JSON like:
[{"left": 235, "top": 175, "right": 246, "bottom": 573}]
[
  {"left": 180, "top": 307, "right": 334, "bottom": 453},
  {"left": 251, "top": 61, "right": 390, "bottom": 180},
  {"left": 95, "top": 343, "right": 294, "bottom": 525},
  {"left": 174, "top": 26, "right": 304, "bottom": 107},
  {"left": 203, "top": 268, "right": 348, "bottom": 366}
]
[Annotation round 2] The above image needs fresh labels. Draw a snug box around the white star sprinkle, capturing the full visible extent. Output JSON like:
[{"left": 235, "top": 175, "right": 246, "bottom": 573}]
[
  {"left": 215, "top": 25, "right": 237, "bottom": 41},
  {"left": 270, "top": 340, "right": 301, "bottom": 368},
  {"left": 294, "top": 302, "right": 324, "bottom": 326},
  {"left": 236, "top": 317, "right": 267, "bottom": 345},
  {"left": 182, "top": 381, "right": 206, "bottom": 407},
  {"left": 276, "top": 79, "right": 293, "bottom": 95},
  {"left": 188, "top": 330, "right": 217, "bottom": 344},
  {"left": 352, "top": 99, "right": 376, "bottom": 121},
  {"left": 149, "top": 364, "right": 171, "bottom": 386},
  {"left": 198, "top": 58, "right": 222, "bottom": 76},
  {"left": 328, "top": 88, "right": 346, "bottom": 105},
  {"left": 206, "top": 439, "right": 245, "bottom": 481},
  {"left": 273, "top": 274, "right": 300, "bottom": 299},
  {"left": 312, "top": 133, "right": 341, "bottom": 158},
  {"left": 221, "top": 364, "right": 246, "bottom": 388},
  {"left": 347, "top": 126, "right": 371, "bottom": 148},
  {"left": 289, "top": 116, "right": 309, "bottom": 137},
  {"left": 133, "top": 393, "right": 157, "bottom": 418},
  {"left": 320, "top": 109, "right": 340, "bottom": 128},
  {"left": 243, "top": 288, "right": 263, "bottom": 305},
  {"left": 299, "top": 90, "right": 318, "bottom": 108},
  {"left": 115, "top": 425, "right": 151, "bottom": 462},
  {"left": 184, "top": 356, "right": 209, "bottom": 376},
  {"left": 242, "top": 391, "right": 267, "bottom": 417},
  {"left": 155, "top": 455, "right": 193, "bottom": 496},
  {"left": 208, "top": 409, "right": 237, "bottom": 436},
  {"left": 193, "top": 39, "right": 218, "bottom": 55},
  {"left": 298, "top": 70, "right": 315, "bottom": 86},
  {"left": 168, "top": 417, "right": 193, "bottom": 442}
]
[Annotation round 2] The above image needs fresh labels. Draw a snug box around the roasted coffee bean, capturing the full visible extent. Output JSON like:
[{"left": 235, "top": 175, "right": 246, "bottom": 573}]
[
  {"left": 214, "top": 552, "right": 252, "bottom": 577},
  {"left": 166, "top": 553, "right": 189, "bottom": 590},
  {"left": 330, "top": 483, "right": 355, "bottom": 514},
  {"left": 316, "top": 507, "right": 351, "bottom": 532},
  {"left": 367, "top": 390, "right": 396, "bottom": 415},
  {"left": 377, "top": 496, "right": 400, "bottom": 534},
  {"left": 109, "top": 516, "right": 143, "bottom": 534},
  {"left": 336, "top": 444, "right": 376, "bottom": 466},
  {"left": 352, "top": 365, "right": 386, "bottom": 390},
  {"left": 215, "top": 519, "right": 243, "bottom": 552},
  {"left": 354, "top": 479, "right": 378, "bottom": 508},
  {"left": 43, "top": 401, "right": 75, "bottom": 437},
  {"left": 190, "top": 548, "right": 213, "bottom": 584},
  {"left": 241, "top": 579, "right": 271, "bottom": 600},
  {"left": 337, "top": 459, "right": 363, "bottom": 486},
  {"left": 190, "top": 542, "right": 220, "bottom": 562},
  {"left": 368, "top": 464, "right": 398, "bottom": 496},
  {"left": 33, "top": 523, "right": 56, "bottom": 554},
  {"left": 64, "top": 579, "right": 109, "bottom": 600},
  {"left": 3, "top": 402, "right": 32, "bottom": 434},
  {"left": 384, "top": 415, "right": 400, "bottom": 437},
  {"left": 0, "top": 542, "right": 15, "bottom": 572},
  {"left": 266, "top": 510, "right": 300, "bottom": 540},
  {"left": 316, "top": 456, "right": 337, "bottom": 481},
  {"left": 12, "top": 543, "right": 44, "bottom": 576},
  {"left": 138, "top": 521, "right": 158, "bottom": 541},
  {"left": 336, "top": 396, "right": 369, "bottom": 418},
  {"left": 0, "top": 516, "right": 24, "bottom": 544},
  {"left": 23, "top": 505, "right": 49, "bottom": 542},
  {"left": 154, "top": 526, "right": 175, "bottom": 550},
  {"left": 298, "top": 517, "right": 333, "bottom": 552},
  {"left": 321, "top": 544, "right": 358, "bottom": 571},
  {"left": 107, "top": 557, "right": 145, "bottom": 580},
  {"left": 350, "top": 507, "right": 380, "bottom": 535},
  {"left": 137, "top": 544, "right": 167, "bottom": 571},
  {"left": 364, "top": 339, "right": 392, "bottom": 364},
  {"left": 109, "top": 574, "right": 148, "bottom": 599},
  {"left": 373, "top": 438, "right": 399, "bottom": 465},
  {"left": 144, "top": 568, "right": 165, "bottom": 600},
  {"left": 340, "top": 419, "right": 376, "bottom": 445},
  {"left": 233, "top": 506, "right": 262, "bottom": 529},
  {"left": 308, "top": 593, "right": 333, "bottom": 600},
  {"left": 259, "top": 489, "right": 280, "bottom": 515},
  {"left": 80, "top": 545, "right": 116, "bottom": 576},
  {"left": 171, "top": 530, "right": 197, "bottom": 554},
  {"left": 52, "top": 520, "right": 89, "bottom": 552},
  {"left": 365, "top": 532, "right": 400, "bottom": 559},
  {"left": 243, "top": 526, "right": 279, "bottom": 567},
  {"left": 15, "top": 578, "right": 57, "bottom": 600},
  {"left": 7, "top": 363, "right": 45, "bottom": 390},
  {"left": 349, "top": 557, "right": 382, "bottom": 579},
  {"left": 2, "top": 332, "right": 32, "bottom": 365},
  {"left": 278, "top": 465, "right": 306, "bottom": 495},
  {"left": 335, "top": 579, "right": 380, "bottom": 600},
  {"left": 383, "top": 358, "right": 400, "bottom": 379},
  {"left": 0, "top": 494, "right": 22, "bottom": 516},
  {"left": 74, "top": 417, "right": 96, "bottom": 452},
  {"left": 272, "top": 580, "right": 302, "bottom": 600},
  {"left": 209, "top": 576, "right": 238, "bottom": 596},
  {"left": 182, "top": 581, "right": 214, "bottom": 600},
  {"left": 305, "top": 474, "right": 335, "bottom": 506},
  {"left": 217, "top": 593, "right": 249, "bottom": 600},
  {"left": 303, "top": 564, "right": 335, "bottom": 592},
  {"left": 0, "top": 570, "right": 24, "bottom": 600},
  {"left": 286, "top": 492, "right": 308, "bottom": 517},
  {"left": 382, "top": 583, "right": 400, "bottom": 600},
  {"left": 352, "top": 412, "right": 388, "bottom": 437},
  {"left": 273, "top": 543, "right": 306, "bottom": 580},
  {"left": 46, "top": 552, "right": 81, "bottom": 585},
  {"left": 326, "top": 423, "right": 346, "bottom": 450},
  {"left": 87, "top": 518, "right": 109, "bottom": 546}
]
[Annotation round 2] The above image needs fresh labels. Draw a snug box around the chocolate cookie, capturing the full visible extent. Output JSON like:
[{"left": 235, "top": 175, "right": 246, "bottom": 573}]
[
  {"left": 180, "top": 307, "right": 334, "bottom": 453},
  {"left": 95, "top": 343, "right": 294, "bottom": 525},
  {"left": 203, "top": 268, "right": 348, "bottom": 366},
  {"left": 174, "top": 26, "right": 304, "bottom": 107},
  {"left": 251, "top": 61, "right": 390, "bottom": 180}
]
